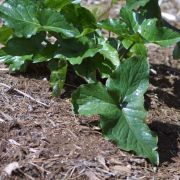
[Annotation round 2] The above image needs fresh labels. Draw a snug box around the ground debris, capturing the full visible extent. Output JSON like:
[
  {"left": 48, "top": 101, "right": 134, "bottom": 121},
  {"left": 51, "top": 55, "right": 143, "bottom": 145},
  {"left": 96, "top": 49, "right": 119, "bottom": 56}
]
[{"left": 0, "top": 0, "right": 180, "bottom": 179}]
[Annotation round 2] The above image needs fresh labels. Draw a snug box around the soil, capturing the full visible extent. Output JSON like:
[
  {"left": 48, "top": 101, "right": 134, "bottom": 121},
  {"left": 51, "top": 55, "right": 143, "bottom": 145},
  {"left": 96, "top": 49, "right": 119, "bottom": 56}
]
[{"left": 0, "top": 1, "right": 180, "bottom": 180}]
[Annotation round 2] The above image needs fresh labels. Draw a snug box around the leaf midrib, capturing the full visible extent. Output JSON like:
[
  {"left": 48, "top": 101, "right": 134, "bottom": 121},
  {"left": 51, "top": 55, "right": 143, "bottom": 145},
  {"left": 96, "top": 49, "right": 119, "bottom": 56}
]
[
  {"left": 4, "top": 14, "right": 40, "bottom": 27},
  {"left": 122, "top": 106, "right": 156, "bottom": 161}
]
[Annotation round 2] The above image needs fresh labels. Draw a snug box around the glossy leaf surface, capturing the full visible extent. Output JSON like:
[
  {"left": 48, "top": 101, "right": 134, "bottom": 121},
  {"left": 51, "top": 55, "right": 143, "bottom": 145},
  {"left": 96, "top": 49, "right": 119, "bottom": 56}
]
[
  {"left": 72, "top": 56, "right": 159, "bottom": 165},
  {"left": 0, "top": 0, "right": 79, "bottom": 37}
]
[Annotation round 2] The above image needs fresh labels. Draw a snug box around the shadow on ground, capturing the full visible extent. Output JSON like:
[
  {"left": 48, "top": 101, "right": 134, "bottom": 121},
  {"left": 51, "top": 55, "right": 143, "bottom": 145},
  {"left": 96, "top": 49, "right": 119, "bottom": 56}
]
[
  {"left": 149, "top": 63, "right": 180, "bottom": 109},
  {"left": 150, "top": 121, "right": 180, "bottom": 164}
]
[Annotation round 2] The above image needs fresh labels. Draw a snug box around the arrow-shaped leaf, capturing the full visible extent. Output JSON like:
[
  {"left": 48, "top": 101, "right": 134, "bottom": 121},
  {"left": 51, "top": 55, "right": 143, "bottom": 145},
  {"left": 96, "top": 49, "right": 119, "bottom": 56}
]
[{"left": 72, "top": 56, "right": 159, "bottom": 165}]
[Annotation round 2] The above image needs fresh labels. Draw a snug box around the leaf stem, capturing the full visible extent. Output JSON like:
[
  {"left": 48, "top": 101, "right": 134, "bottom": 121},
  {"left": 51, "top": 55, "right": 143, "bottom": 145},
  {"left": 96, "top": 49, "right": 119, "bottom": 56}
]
[{"left": 119, "top": 42, "right": 135, "bottom": 62}]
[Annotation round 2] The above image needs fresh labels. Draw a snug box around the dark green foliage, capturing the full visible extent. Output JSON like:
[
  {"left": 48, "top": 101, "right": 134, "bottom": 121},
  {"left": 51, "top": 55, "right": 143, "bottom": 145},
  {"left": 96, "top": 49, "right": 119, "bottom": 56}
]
[{"left": 0, "top": 0, "right": 179, "bottom": 165}]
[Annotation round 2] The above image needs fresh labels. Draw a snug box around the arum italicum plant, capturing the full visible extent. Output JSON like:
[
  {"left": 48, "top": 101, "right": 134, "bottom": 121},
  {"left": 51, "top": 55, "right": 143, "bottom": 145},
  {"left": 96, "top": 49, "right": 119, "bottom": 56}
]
[{"left": 0, "top": 0, "right": 179, "bottom": 165}]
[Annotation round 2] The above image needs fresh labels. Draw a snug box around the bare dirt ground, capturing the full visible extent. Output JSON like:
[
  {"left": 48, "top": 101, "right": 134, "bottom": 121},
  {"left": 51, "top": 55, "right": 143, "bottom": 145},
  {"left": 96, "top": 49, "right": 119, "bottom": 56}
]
[{"left": 0, "top": 1, "right": 180, "bottom": 179}]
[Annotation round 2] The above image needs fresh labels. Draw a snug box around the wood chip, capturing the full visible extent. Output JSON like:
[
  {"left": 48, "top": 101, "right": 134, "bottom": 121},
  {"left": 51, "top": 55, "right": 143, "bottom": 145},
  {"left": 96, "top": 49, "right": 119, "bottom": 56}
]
[
  {"left": 4, "top": 162, "right": 20, "bottom": 175},
  {"left": 85, "top": 171, "right": 101, "bottom": 180},
  {"left": 110, "top": 165, "right": 131, "bottom": 174}
]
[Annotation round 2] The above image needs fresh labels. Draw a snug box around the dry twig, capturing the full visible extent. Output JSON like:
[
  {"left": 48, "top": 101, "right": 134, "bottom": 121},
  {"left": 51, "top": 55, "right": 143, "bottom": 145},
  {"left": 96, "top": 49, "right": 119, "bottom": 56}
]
[{"left": 0, "top": 82, "right": 50, "bottom": 107}]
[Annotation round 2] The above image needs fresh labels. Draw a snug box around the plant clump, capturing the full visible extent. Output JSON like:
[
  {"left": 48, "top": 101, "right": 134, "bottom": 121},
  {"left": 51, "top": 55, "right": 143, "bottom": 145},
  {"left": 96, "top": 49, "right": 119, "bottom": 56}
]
[{"left": 0, "top": 0, "right": 179, "bottom": 165}]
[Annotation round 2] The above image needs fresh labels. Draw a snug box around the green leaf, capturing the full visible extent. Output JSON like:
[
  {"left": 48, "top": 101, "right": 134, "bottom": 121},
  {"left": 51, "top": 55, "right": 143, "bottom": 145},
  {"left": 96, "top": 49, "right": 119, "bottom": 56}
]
[
  {"left": 48, "top": 59, "right": 67, "bottom": 96},
  {"left": 98, "top": 8, "right": 142, "bottom": 40},
  {"left": 0, "top": 50, "right": 32, "bottom": 72},
  {"left": 0, "top": 0, "right": 79, "bottom": 38},
  {"left": 120, "top": 7, "right": 142, "bottom": 33},
  {"left": 39, "top": 9, "right": 80, "bottom": 37},
  {"left": 54, "top": 36, "right": 101, "bottom": 65},
  {"left": 33, "top": 42, "right": 58, "bottom": 63},
  {"left": 98, "top": 39, "right": 120, "bottom": 68},
  {"left": 44, "top": 0, "right": 80, "bottom": 11},
  {"left": 139, "top": 19, "right": 180, "bottom": 46},
  {"left": 61, "top": 4, "right": 96, "bottom": 34},
  {"left": 97, "top": 19, "right": 128, "bottom": 37},
  {"left": 119, "top": 8, "right": 180, "bottom": 47},
  {"left": 2, "top": 32, "right": 60, "bottom": 63},
  {"left": 131, "top": 43, "right": 147, "bottom": 56},
  {"left": 122, "top": 39, "right": 147, "bottom": 56},
  {"left": 173, "top": 42, "right": 180, "bottom": 60},
  {"left": 139, "top": 0, "right": 162, "bottom": 20},
  {"left": 54, "top": 35, "right": 120, "bottom": 68},
  {"left": 72, "top": 82, "right": 119, "bottom": 116},
  {"left": 0, "top": 0, "right": 40, "bottom": 37},
  {"left": 74, "top": 58, "right": 97, "bottom": 83},
  {"left": 106, "top": 56, "right": 149, "bottom": 103},
  {"left": 72, "top": 56, "right": 159, "bottom": 165},
  {"left": 0, "top": 26, "right": 13, "bottom": 44},
  {"left": 4, "top": 32, "right": 46, "bottom": 56},
  {"left": 74, "top": 52, "right": 117, "bottom": 83}
]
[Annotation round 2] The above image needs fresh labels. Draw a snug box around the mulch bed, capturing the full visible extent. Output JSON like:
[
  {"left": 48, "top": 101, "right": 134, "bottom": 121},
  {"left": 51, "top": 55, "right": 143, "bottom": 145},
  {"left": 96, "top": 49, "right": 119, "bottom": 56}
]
[{"left": 0, "top": 0, "right": 180, "bottom": 179}]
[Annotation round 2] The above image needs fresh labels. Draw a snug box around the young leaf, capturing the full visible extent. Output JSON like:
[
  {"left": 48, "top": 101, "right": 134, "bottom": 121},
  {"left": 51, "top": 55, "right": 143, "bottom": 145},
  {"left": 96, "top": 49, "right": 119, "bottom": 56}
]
[
  {"left": 98, "top": 8, "right": 142, "bottom": 39},
  {"left": 119, "top": 8, "right": 180, "bottom": 47},
  {"left": 0, "top": 26, "right": 13, "bottom": 45},
  {"left": 48, "top": 60, "right": 67, "bottom": 96},
  {"left": 72, "top": 56, "right": 159, "bottom": 165},
  {"left": 0, "top": 50, "right": 32, "bottom": 72},
  {"left": 120, "top": 7, "right": 142, "bottom": 33}
]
